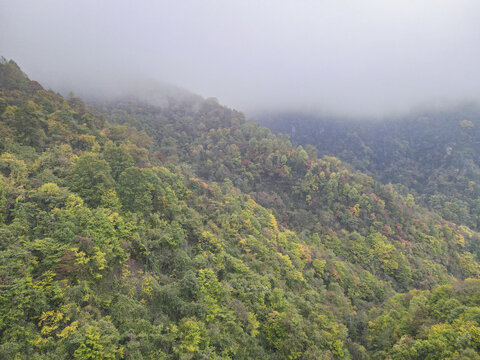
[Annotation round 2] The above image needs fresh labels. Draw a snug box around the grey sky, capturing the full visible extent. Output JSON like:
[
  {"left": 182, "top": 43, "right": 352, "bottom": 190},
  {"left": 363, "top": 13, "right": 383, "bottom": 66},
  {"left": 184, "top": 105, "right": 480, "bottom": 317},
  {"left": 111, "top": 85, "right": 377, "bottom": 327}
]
[{"left": 1, "top": 0, "right": 479, "bottom": 116}]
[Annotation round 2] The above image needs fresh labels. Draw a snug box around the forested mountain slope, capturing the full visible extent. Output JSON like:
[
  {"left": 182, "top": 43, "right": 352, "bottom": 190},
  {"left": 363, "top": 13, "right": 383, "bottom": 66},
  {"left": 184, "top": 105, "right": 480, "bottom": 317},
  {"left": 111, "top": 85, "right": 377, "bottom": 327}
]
[
  {"left": 97, "top": 97, "right": 480, "bottom": 292},
  {"left": 259, "top": 108, "right": 480, "bottom": 231},
  {"left": 1, "top": 59, "right": 480, "bottom": 359}
]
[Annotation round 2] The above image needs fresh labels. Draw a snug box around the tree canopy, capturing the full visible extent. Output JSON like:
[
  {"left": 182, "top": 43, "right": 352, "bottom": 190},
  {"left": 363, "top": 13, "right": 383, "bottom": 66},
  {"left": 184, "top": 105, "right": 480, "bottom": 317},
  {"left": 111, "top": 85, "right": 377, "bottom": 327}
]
[{"left": 1, "top": 59, "right": 480, "bottom": 359}]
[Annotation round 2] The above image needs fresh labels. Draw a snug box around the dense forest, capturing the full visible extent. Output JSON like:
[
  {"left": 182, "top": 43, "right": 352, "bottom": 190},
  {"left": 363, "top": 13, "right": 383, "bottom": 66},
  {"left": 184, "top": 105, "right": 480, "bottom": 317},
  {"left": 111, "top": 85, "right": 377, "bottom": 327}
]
[
  {"left": 259, "top": 109, "right": 480, "bottom": 231},
  {"left": 2, "top": 58, "right": 480, "bottom": 359}
]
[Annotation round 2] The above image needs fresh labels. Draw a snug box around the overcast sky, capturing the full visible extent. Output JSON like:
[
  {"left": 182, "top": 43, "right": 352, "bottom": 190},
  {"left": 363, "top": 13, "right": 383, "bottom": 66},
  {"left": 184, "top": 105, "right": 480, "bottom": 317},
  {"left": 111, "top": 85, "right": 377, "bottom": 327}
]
[{"left": 1, "top": 0, "right": 479, "bottom": 116}]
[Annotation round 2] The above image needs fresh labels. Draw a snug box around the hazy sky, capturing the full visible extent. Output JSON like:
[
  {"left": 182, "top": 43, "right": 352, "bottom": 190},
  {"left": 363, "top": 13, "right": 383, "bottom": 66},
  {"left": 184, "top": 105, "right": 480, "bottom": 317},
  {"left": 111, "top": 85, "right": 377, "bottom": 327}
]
[{"left": 1, "top": 0, "right": 479, "bottom": 115}]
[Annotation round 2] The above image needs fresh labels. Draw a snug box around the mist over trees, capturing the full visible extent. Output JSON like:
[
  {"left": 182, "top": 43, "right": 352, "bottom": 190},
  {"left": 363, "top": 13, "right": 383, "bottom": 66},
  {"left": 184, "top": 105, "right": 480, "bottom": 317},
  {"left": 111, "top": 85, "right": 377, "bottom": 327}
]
[
  {"left": 1, "top": 1, "right": 480, "bottom": 116},
  {"left": 2, "top": 58, "right": 480, "bottom": 359},
  {"left": 259, "top": 106, "right": 480, "bottom": 230},
  {"left": 1, "top": 1, "right": 480, "bottom": 359}
]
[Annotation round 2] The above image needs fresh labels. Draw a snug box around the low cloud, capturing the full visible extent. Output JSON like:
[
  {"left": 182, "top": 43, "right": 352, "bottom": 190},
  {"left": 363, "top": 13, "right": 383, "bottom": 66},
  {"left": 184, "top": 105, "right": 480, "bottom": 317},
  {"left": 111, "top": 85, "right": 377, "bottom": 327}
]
[{"left": 1, "top": 0, "right": 479, "bottom": 116}]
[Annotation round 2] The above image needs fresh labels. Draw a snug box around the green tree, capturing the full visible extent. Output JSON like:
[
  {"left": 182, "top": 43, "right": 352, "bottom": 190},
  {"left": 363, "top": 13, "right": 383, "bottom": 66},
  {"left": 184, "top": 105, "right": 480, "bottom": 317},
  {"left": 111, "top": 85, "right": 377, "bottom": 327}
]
[
  {"left": 103, "top": 141, "right": 134, "bottom": 180},
  {"left": 117, "top": 167, "right": 159, "bottom": 214},
  {"left": 67, "top": 153, "right": 113, "bottom": 207}
]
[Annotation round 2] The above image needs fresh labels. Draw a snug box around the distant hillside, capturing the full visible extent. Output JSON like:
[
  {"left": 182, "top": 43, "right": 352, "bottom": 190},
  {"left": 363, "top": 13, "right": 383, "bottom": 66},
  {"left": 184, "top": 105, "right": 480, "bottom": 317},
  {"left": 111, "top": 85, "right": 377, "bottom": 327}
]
[
  {"left": 259, "top": 107, "right": 480, "bottom": 231},
  {"left": 2, "top": 59, "right": 480, "bottom": 359}
]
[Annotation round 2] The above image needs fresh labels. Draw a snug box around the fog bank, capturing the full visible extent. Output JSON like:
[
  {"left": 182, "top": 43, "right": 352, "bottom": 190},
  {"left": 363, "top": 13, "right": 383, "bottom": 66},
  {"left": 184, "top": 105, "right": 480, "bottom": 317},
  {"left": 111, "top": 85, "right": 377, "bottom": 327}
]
[{"left": 1, "top": 0, "right": 479, "bottom": 116}]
